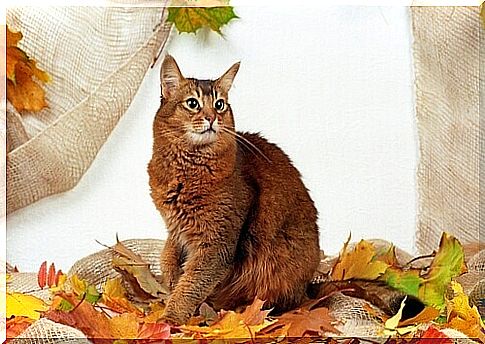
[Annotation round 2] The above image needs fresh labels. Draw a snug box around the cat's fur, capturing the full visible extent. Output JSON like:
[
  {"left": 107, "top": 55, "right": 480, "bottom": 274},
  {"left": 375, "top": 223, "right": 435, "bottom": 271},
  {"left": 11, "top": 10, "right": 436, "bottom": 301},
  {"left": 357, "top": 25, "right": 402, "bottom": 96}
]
[{"left": 148, "top": 55, "right": 320, "bottom": 325}]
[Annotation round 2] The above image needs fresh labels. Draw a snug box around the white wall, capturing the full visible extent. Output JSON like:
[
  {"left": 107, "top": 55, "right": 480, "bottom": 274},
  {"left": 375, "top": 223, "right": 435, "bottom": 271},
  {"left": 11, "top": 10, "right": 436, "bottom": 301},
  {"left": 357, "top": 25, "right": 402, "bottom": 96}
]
[{"left": 6, "top": 6, "right": 418, "bottom": 272}]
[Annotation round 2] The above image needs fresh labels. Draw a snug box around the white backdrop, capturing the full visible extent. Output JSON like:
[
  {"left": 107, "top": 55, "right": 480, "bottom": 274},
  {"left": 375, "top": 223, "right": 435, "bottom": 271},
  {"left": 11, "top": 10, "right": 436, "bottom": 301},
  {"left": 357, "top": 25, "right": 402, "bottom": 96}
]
[{"left": 6, "top": 6, "right": 418, "bottom": 272}]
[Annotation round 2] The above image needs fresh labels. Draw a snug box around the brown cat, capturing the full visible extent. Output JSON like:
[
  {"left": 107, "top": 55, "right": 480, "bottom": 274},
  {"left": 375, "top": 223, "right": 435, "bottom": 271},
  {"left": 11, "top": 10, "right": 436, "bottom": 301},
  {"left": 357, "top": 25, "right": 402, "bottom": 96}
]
[{"left": 148, "top": 55, "right": 320, "bottom": 325}]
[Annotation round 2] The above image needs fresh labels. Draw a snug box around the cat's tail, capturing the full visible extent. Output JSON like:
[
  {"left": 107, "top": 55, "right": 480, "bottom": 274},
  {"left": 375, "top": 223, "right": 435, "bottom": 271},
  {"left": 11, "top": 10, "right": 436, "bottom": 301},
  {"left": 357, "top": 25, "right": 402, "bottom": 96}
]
[{"left": 306, "top": 279, "right": 425, "bottom": 320}]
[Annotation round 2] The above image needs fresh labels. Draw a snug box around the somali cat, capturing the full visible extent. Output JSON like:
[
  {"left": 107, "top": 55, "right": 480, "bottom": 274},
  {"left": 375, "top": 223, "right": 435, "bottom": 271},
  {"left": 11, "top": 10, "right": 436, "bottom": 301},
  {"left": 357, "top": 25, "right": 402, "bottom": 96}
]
[{"left": 148, "top": 55, "right": 320, "bottom": 325}]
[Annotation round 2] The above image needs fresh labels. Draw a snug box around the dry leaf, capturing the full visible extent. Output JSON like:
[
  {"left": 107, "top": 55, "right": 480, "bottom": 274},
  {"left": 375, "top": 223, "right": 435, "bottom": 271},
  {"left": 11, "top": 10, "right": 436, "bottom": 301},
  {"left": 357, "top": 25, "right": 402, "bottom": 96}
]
[
  {"left": 6, "top": 292, "right": 49, "bottom": 320},
  {"left": 111, "top": 239, "right": 168, "bottom": 300},
  {"left": 420, "top": 325, "right": 452, "bottom": 343},
  {"left": 6, "top": 25, "right": 50, "bottom": 112},
  {"left": 330, "top": 239, "right": 389, "bottom": 281}
]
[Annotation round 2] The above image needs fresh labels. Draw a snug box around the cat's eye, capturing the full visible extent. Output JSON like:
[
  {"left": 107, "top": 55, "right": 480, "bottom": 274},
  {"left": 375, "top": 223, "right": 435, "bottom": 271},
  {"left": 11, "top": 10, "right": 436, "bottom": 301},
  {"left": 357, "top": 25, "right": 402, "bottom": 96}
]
[
  {"left": 214, "top": 99, "right": 225, "bottom": 111},
  {"left": 186, "top": 98, "right": 200, "bottom": 110}
]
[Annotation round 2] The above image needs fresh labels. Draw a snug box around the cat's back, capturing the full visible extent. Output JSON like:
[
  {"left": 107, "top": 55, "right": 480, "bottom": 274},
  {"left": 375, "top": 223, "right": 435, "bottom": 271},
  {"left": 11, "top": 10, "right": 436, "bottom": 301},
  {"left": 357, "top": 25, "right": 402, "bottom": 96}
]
[{"left": 237, "top": 132, "right": 314, "bottom": 206}]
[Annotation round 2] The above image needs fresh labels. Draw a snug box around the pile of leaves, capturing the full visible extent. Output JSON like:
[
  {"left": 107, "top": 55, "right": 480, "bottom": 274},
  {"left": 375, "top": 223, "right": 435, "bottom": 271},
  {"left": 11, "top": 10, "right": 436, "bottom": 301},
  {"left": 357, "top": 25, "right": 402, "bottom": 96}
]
[{"left": 5, "top": 233, "right": 484, "bottom": 342}]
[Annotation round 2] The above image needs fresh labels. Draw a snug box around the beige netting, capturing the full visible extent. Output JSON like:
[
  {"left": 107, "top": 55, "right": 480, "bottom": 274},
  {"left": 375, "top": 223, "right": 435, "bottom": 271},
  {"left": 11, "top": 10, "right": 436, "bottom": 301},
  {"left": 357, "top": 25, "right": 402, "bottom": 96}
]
[
  {"left": 7, "top": 239, "right": 484, "bottom": 342},
  {"left": 4, "top": 6, "right": 172, "bottom": 215},
  {"left": 411, "top": 7, "right": 482, "bottom": 254}
]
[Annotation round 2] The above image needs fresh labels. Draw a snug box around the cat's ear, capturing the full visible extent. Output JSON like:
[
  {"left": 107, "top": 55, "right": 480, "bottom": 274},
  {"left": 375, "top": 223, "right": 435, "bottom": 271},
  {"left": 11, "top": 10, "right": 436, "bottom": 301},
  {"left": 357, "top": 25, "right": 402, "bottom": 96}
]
[
  {"left": 216, "top": 62, "right": 240, "bottom": 93},
  {"left": 160, "top": 55, "right": 185, "bottom": 98}
]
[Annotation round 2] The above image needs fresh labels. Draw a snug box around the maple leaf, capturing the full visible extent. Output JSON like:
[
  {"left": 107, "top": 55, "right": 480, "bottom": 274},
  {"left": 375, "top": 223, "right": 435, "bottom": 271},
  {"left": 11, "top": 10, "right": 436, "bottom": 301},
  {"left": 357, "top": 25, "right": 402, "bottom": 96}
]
[
  {"left": 167, "top": 6, "right": 238, "bottom": 34},
  {"left": 180, "top": 298, "right": 275, "bottom": 342},
  {"left": 330, "top": 238, "right": 389, "bottom": 281},
  {"left": 111, "top": 239, "right": 168, "bottom": 300},
  {"left": 419, "top": 232, "right": 467, "bottom": 310},
  {"left": 6, "top": 292, "right": 49, "bottom": 320},
  {"left": 445, "top": 281, "right": 485, "bottom": 341},
  {"left": 6, "top": 25, "right": 50, "bottom": 112},
  {"left": 6, "top": 316, "right": 34, "bottom": 339}
]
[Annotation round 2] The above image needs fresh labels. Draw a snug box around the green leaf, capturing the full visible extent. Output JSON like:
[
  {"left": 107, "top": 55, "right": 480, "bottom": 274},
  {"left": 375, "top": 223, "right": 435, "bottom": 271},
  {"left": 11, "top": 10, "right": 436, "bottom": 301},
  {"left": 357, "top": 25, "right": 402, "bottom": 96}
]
[
  {"left": 167, "top": 6, "right": 238, "bottom": 34},
  {"left": 380, "top": 267, "right": 421, "bottom": 297},
  {"left": 419, "top": 232, "right": 466, "bottom": 310}
]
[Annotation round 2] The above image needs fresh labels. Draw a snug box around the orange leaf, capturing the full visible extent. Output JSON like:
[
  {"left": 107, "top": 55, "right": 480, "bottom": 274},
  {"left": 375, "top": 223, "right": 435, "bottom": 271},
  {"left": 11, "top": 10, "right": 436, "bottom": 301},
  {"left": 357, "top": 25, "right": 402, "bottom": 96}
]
[
  {"left": 273, "top": 306, "right": 340, "bottom": 338},
  {"left": 6, "top": 25, "right": 49, "bottom": 112},
  {"left": 37, "top": 261, "right": 47, "bottom": 289},
  {"left": 6, "top": 316, "right": 34, "bottom": 339},
  {"left": 398, "top": 306, "right": 440, "bottom": 327},
  {"left": 44, "top": 293, "right": 114, "bottom": 343}
]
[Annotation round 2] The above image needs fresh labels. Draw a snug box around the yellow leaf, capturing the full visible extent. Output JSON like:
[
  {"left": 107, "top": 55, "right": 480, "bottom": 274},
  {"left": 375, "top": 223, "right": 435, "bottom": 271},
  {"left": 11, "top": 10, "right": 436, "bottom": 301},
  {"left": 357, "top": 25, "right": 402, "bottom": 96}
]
[
  {"left": 445, "top": 281, "right": 485, "bottom": 341},
  {"left": 110, "top": 313, "right": 139, "bottom": 340},
  {"left": 101, "top": 278, "right": 144, "bottom": 316},
  {"left": 70, "top": 274, "right": 87, "bottom": 296},
  {"left": 6, "top": 292, "right": 49, "bottom": 320},
  {"left": 383, "top": 297, "right": 418, "bottom": 336},
  {"left": 331, "top": 239, "right": 389, "bottom": 281}
]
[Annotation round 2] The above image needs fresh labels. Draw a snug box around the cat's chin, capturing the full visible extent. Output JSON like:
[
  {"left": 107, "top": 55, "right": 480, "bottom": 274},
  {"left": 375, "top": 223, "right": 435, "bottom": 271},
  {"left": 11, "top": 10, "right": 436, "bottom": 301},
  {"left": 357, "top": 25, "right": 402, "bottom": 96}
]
[{"left": 188, "top": 131, "right": 219, "bottom": 147}]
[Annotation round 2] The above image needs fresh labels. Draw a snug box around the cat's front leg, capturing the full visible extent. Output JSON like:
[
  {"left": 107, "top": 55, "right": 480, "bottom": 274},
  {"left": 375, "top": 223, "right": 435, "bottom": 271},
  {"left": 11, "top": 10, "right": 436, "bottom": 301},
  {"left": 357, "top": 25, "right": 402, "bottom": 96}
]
[
  {"left": 160, "top": 236, "right": 183, "bottom": 291},
  {"left": 161, "top": 244, "right": 233, "bottom": 325}
]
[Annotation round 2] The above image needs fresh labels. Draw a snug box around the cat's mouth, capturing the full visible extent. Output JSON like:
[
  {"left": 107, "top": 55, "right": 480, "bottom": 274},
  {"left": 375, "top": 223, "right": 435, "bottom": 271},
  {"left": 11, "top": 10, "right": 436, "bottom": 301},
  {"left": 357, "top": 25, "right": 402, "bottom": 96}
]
[{"left": 188, "top": 129, "right": 218, "bottom": 146}]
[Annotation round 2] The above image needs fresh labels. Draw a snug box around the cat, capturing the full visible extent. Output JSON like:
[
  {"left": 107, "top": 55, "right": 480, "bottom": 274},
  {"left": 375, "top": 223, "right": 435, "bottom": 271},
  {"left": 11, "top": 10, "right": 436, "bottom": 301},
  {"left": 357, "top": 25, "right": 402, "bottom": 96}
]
[{"left": 148, "top": 55, "right": 321, "bottom": 325}]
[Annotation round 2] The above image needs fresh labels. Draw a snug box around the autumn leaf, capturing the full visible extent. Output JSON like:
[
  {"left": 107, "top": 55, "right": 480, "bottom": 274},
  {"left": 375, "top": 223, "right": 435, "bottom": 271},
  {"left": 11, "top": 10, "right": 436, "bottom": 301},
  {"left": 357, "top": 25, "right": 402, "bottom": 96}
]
[
  {"left": 6, "top": 25, "right": 50, "bottom": 112},
  {"left": 37, "top": 261, "right": 47, "bottom": 289},
  {"left": 419, "top": 233, "right": 467, "bottom": 310},
  {"left": 45, "top": 292, "right": 114, "bottom": 342},
  {"left": 271, "top": 306, "right": 340, "bottom": 338},
  {"left": 330, "top": 238, "right": 389, "bottom": 281},
  {"left": 445, "top": 281, "right": 485, "bottom": 341},
  {"left": 398, "top": 306, "right": 440, "bottom": 327},
  {"left": 111, "top": 239, "right": 168, "bottom": 300},
  {"left": 420, "top": 325, "right": 452, "bottom": 343},
  {"left": 110, "top": 313, "right": 139, "bottom": 339},
  {"left": 167, "top": 6, "right": 238, "bottom": 34},
  {"left": 379, "top": 267, "right": 422, "bottom": 297},
  {"left": 69, "top": 274, "right": 101, "bottom": 304},
  {"left": 6, "top": 292, "right": 49, "bottom": 320},
  {"left": 383, "top": 297, "right": 419, "bottom": 336},
  {"left": 137, "top": 322, "right": 171, "bottom": 341},
  {"left": 181, "top": 298, "right": 275, "bottom": 342},
  {"left": 101, "top": 277, "right": 144, "bottom": 316},
  {"left": 6, "top": 316, "right": 34, "bottom": 339}
]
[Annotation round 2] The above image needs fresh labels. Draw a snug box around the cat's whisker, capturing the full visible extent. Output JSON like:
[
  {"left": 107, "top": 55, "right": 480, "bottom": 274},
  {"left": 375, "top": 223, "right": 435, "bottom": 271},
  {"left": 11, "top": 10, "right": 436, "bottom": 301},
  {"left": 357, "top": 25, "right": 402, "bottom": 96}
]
[{"left": 221, "top": 128, "right": 272, "bottom": 163}]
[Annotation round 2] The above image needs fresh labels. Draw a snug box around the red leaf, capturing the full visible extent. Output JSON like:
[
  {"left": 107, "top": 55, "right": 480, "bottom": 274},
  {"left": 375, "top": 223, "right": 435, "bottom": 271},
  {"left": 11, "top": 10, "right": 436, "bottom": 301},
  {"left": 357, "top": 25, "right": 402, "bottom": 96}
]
[
  {"left": 420, "top": 326, "right": 452, "bottom": 343},
  {"left": 138, "top": 322, "right": 171, "bottom": 341},
  {"left": 47, "top": 263, "right": 56, "bottom": 287},
  {"left": 37, "top": 261, "right": 47, "bottom": 289}
]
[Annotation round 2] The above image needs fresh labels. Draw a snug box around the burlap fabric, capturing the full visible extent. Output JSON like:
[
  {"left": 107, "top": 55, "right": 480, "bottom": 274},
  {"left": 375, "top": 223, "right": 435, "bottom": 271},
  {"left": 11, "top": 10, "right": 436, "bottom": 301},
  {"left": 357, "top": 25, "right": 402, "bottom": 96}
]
[
  {"left": 411, "top": 7, "right": 482, "bottom": 254},
  {"left": 4, "top": 6, "right": 172, "bottom": 215},
  {"left": 7, "top": 239, "right": 482, "bottom": 342}
]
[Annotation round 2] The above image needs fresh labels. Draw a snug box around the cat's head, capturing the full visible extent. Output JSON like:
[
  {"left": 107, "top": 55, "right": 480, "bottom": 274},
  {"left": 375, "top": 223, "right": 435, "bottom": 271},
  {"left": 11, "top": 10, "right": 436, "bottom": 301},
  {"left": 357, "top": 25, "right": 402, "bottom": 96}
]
[{"left": 156, "top": 55, "right": 240, "bottom": 151}]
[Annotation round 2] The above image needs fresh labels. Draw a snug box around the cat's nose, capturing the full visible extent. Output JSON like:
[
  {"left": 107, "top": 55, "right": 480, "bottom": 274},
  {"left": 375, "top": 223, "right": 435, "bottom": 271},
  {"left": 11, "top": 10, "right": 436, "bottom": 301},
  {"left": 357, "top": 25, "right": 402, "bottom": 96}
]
[{"left": 205, "top": 116, "right": 215, "bottom": 126}]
